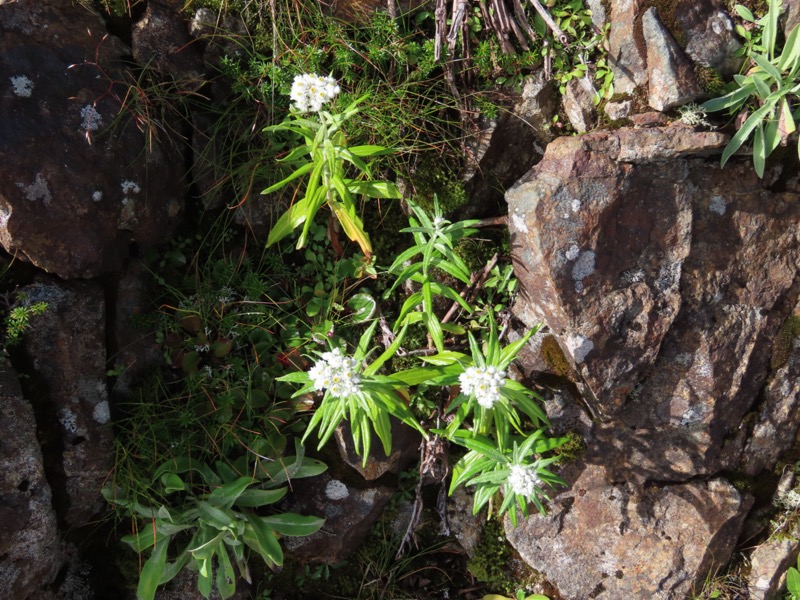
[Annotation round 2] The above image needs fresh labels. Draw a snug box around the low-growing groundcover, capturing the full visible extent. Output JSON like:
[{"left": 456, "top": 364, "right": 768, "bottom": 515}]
[{"left": 89, "top": 1, "right": 621, "bottom": 598}]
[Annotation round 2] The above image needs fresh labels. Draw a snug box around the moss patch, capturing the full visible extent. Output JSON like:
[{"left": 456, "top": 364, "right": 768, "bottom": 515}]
[{"left": 771, "top": 314, "right": 800, "bottom": 370}]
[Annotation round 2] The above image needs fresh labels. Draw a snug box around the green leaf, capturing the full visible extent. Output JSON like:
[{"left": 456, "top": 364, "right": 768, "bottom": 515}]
[
  {"left": 160, "top": 472, "right": 185, "bottom": 494},
  {"left": 266, "top": 197, "right": 310, "bottom": 247},
  {"left": 347, "top": 180, "right": 402, "bottom": 199},
  {"left": 778, "top": 23, "right": 800, "bottom": 72},
  {"left": 753, "top": 121, "right": 766, "bottom": 177},
  {"left": 701, "top": 84, "right": 756, "bottom": 112},
  {"left": 137, "top": 536, "right": 169, "bottom": 600},
  {"left": 260, "top": 162, "right": 314, "bottom": 195},
  {"left": 244, "top": 514, "right": 283, "bottom": 566},
  {"left": 787, "top": 566, "right": 800, "bottom": 594},
  {"left": 207, "top": 476, "right": 253, "bottom": 509},
  {"left": 751, "top": 53, "right": 781, "bottom": 86},
  {"left": 734, "top": 4, "right": 755, "bottom": 22},
  {"left": 234, "top": 487, "right": 288, "bottom": 508},
  {"left": 197, "top": 501, "right": 235, "bottom": 531},
  {"left": 216, "top": 545, "right": 237, "bottom": 599},
  {"left": 260, "top": 513, "right": 325, "bottom": 536},
  {"left": 347, "top": 144, "right": 392, "bottom": 157},
  {"left": 720, "top": 101, "right": 777, "bottom": 168},
  {"left": 364, "top": 322, "right": 409, "bottom": 376}
]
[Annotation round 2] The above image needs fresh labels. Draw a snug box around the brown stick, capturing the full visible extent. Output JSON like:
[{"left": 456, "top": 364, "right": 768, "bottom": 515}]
[{"left": 527, "top": 0, "right": 568, "bottom": 44}]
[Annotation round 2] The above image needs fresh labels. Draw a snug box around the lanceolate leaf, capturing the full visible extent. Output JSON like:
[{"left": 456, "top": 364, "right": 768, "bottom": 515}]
[
  {"left": 260, "top": 513, "right": 325, "bottom": 536},
  {"left": 137, "top": 537, "right": 169, "bottom": 600}
]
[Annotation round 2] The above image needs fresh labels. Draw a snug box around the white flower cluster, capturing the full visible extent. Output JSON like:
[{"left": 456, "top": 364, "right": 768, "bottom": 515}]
[
  {"left": 308, "top": 347, "right": 361, "bottom": 398},
  {"left": 289, "top": 73, "right": 340, "bottom": 113},
  {"left": 459, "top": 365, "right": 506, "bottom": 409},
  {"left": 508, "top": 464, "right": 540, "bottom": 497}
]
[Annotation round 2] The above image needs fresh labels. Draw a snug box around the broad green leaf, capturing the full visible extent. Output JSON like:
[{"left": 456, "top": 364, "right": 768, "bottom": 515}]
[
  {"left": 702, "top": 84, "right": 755, "bottom": 112},
  {"left": 720, "top": 101, "right": 777, "bottom": 167},
  {"left": 347, "top": 144, "right": 392, "bottom": 157},
  {"left": 159, "top": 548, "right": 191, "bottom": 585},
  {"left": 216, "top": 545, "right": 237, "bottom": 599},
  {"left": 389, "top": 363, "right": 464, "bottom": 386},
  {"left": 208, "top": 476, "right": 253, "bottom": 509},
  {"left": 234, "top": 487, "right": 287, "bottom": 508},
  {"left": 197, "top": 501, "right": 235, "bottom": 531},
  {"left": 753, "top": 121, "right": 766, "bottom": 177},
  {"left": 261, "top": 513, "right": 326, "bottom": 536},
  {"left": 197, "top": 557, "right": 212, "bottom": 598},
  {"left": 751, "top": 53, "right": 781, "bottom": 86},
  {"left": 266, "top": 197, "right": 310, "bottom": 247},
  {"left": 419, "top": 350, "right": 469, "bottom": 366},
  {"left": 778, "top": 24, "right": 800, "bottom": 71},
  {"left": 422, "top": 311, "right": 445, "bottom": 353},
  {"left": 347, "top": 180, "right": 401, "bottom": 199},
  {"left": 137, "top": 537, "right": 169, "bottom": 600},
  {"left": 244, "top": 514, "right": 283, "bottom": 565},
  {"left": 160, "top": 473, "right": 185, "bottom": 494},
  {"left": 734, "top": 4, "right": 755, "bottom": 22}
]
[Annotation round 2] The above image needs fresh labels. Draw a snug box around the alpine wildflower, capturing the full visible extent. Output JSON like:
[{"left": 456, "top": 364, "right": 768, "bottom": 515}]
[
  {"left": 308, "top": 347, "right": 361, "bottom": 398},
  {"left": 459, "top": 365, "right": 506, "bottom": 409},
  {"left": 289, "top": 73, "right": 340, "bottom": 113},
  {"left": 507, "top": 463, "right": 540, "bottom": 497}
]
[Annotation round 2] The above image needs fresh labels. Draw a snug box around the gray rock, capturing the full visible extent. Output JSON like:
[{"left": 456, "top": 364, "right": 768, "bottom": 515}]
[
  {"left": 460, "top": 72, "right": 557, "bottom": 220},
  {"left": 606, "top": 0, "right": 647, "bottom": 94},
  {"left": 0, "top": 364, "right": 62, "bottom": 600},
  {"left": 22, "top": 279, "right": 113, "bottom": 528},
  {"left": 285, "top": 472, "right": 393, "bottom": 564},
  {"left": 334, "top": 418, "right": 421, "bottom": 481},
  {"left": 748, "top": 469, "right": 800, "bottom": 600},
  {"left": 562, "top": 77, "right": 597, "bottom": 134},
  {"left": 642, "top": 7, "right": 702, "bottom": 111},
  {"left": 742, "top": 313, "right": 800, "bottom": 476},
  {"left": 672, "top": 0, "right": 744, "bottom": 77},
  {"left": 604, "top": 99, "right": 632, "bottom": 121},
  {"left": 132, "top": 0, "right": 205, "bottom": 79},
  {"left": 507, "top": 126, "right": 800, "bottom": 482},
  {"left": 505, "top": 463, "right": 752, "bottom": 600},
  {"left": 0, "top": 0, "right": 184, "bottom": 278}
]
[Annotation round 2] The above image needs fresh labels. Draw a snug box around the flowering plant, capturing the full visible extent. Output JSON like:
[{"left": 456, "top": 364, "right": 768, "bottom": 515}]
[
  {"left": 430, "top": 318, "right": 549, "bottom": 450},
  {"left": 447, "top": 429, "right": 566, "bottom": 525},
  {"left": 262, "top": 73, "right": 401, "bottom": 255},
  {"left": 278, "top": 320, "right": 426, "bottom": 464},
  {"left": 385, "top": 197, "right": 478, "bottom": 352}
]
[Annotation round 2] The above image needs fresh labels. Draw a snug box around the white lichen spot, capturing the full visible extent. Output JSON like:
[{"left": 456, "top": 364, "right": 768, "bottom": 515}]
[
  {"left": 80, "top": 104, "right": 103, "bottom": 131},
  {"left": 92, "top": 191, "right": 103, "bottom": 202},
  {"left": 92, "top": 400, "right": 110, "bottom": 424},
  {"left": 679, "top": 405, "right": 706, "bottom": 427},
  {"left": 571, "top": 250, "right": 596, "bottom": 291},
  {"left": 59, "top": 407, "right": 80, "bottom": 435},
  {"left": 565, "top": 243, "right": 581, "bottom": 261},
  {"left": 571, "top": 199, "right": 581, "bottom": 213},
  {"left": 10, "top": 75, "right": 34, "bottom": 97},
  {"left": 17, "top": 172, "right": 52, "bottom": 205},
  {"left": 325, "top": 479, "right": 349, "bottom": 501},
  {"left": 621, "top": 268, "right": 646, "bottom": 284},
  {"left": 511, "top": 211, "right": 528, "bottom": 233},
  {"left": 709, "top": 195, "right": 727, "bottom": 215},
  {"left": 565, "top": 333, "right": 594, "bottom": 363},
  {"left": 121, "top": 180, "right": 141, "bottom": 195}
]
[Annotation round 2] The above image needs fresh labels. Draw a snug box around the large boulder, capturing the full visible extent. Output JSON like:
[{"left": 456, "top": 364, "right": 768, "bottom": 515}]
[
  {"left": 0, "top": 364, "right": 62, "bottom": 600},
  {"left": 508, "top": 125, "right": 800, "bottom": 483},
  {"left": 22, "top": 278, "right": 113, "bottom": 528},
  {"left": 0, "top": 0, "right": 184, "bottom": 278},
  {"left": 506, "top": 463, "right": 752, "bottom": 599}
]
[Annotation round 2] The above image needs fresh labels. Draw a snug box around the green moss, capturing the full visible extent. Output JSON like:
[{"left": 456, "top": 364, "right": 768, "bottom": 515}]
[
  {"left": 467, "top": 519, "right": 516, "bottom": 595},
  {"left": 539, "top": 334, "right": 574, "bottom": 378},
  {"left": 554, "top": 431, "right": 586, "bottom": 463},
  {"left": 411, "top": 161, "right": 470, "bottom": 216},
  {"left": 694, "top": 64, "right": 727, "bottom": 97},
  {"left": 771, "top": 314, "right": 800, "bottom": 370}
]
